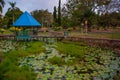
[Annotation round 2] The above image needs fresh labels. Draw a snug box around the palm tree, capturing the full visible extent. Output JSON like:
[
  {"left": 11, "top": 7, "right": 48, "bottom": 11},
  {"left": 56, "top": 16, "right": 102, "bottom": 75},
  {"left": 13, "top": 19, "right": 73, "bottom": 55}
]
[
  {"left": 0, "top": 0, "right": 5, "bottom": 16},
  {"left": 0, "top": 0, "right": 5, "bottom": 12},
  {"left": 8, "top": 1, "right": 18, "bottom": 23}
]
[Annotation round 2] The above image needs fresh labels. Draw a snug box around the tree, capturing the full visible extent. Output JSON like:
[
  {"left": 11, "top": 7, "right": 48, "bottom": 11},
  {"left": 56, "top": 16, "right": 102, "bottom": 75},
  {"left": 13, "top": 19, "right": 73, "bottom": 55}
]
[
  {"left": 58, "top": 0, "right": 61, "bottom": 26},
  {"left": 53, "top": 6, "right": 57, "bottom": 26},
  {"left": 0, "top": 17, "right": 8, "bottom": 28},
  {"left": 31, "top": 9, "right": 53, "bottom": 27},
  {"left": 0, "top": 0, "right": 5, "bottom": 28},
  {"left": 0, "top": 0, "right": 5, "bottom": 13},
  {"left": 62, "top": 0, "right": 117, "bottom": 31},
  {"left": 98, "top": 0, "right": 120, "bottom": 29},
  {"left": 4, "top": 7, "right": 23, "bottom": 28},
  {"left": 64, "top": 0, "right": 112, "bottom": 21},
  {"left": 110, "top": 12, "right": 120, "bottom": 27},
  {"left": 8, "top": 1, "right": 19, "bottom": 24},
  {"left": 98, "top": 12, "right": 120, "bottom": 28},
  {"left": 61, "top": 16, "right": 71, "bottom": 27}
]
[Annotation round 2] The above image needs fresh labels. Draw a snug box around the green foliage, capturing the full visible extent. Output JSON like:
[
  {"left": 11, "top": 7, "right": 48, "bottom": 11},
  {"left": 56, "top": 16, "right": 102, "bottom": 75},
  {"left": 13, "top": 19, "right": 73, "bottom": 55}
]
[
  {"left": 0, "top": 28, "right": 5, "bottom": 34},
  {"left": 62, "top": 0, "right": 120, "bottom": 28},
  {"left": 14, "top": 42, "right": 45, "bottom": 57},
  {"left": 26, "top": 42, "right": 45, "bottom": 54},
  {"left": 67, "top": 27, "right": 73, "bottom": 31},
  {"left": 53, "top": 6, "right": 57, "bottom": 26},
  {"left": 0, "top": 52, "right": 36, "bottom": 80},
  {"left": 19, "top": 42, "right": 120, "bottom": 80},
  {"left": 31, "top": 9, "right": 52, "bottom": 27},
  {"left": 4, "top": 7, "right": 23, "bottom": 28},
  {"left": 48, "top": 56, "right": 75, "bottom": 66},
  {"left": 48, "top": 56, "right": 65, "bottom": 66},
  {"left": 0, "top": 41, "right": 46, "bottom": 80},
  {"left": 62, "top": 16, "right": 71, "bottom": 27},
  {"left": 0, "top": 40, "right": 120, "bottom": 80},
  {"left": 56, "top": 42, "right": 86, "bottom": 59},
  {"left": 52, "top": 0, "right": 62, "bottom": 27},
  {"left": 0, "top": 17, "right": 8, "bottom": 28},
  {"left": 53, "top": 26, "right": 62, "bottom": 31},
  {"left": 58, "top": 0, "right": 61, "bottom": 26},
  {"left": 108, "top": 12, "right": 120, "bottom": 27}
]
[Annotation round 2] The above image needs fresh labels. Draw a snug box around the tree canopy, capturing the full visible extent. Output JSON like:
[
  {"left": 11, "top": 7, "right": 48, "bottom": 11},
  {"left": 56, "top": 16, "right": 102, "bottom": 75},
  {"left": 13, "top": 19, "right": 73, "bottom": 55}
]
[
  {"left": 61, "top": 0, "right": 120, "bottom": 28},
  {"left": 3, "top": 2, "right": 23, "bottom": 28},
  {"left": 31, "top": 9, "right": 53, "bottom": 27}
]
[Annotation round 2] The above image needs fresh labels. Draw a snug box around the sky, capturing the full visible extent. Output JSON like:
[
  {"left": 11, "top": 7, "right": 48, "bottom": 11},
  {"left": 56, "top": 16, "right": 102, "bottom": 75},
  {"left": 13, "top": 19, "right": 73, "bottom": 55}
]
[{"left": 2, "top": 0, "right": 67, "bottom": 15}]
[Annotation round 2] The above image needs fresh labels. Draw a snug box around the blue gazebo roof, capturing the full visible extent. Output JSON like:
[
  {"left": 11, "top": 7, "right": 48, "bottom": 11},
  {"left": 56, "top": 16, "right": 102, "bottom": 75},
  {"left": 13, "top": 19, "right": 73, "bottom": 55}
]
[{"left": 13, "top": 11, "right": 41, "bottom": 27}]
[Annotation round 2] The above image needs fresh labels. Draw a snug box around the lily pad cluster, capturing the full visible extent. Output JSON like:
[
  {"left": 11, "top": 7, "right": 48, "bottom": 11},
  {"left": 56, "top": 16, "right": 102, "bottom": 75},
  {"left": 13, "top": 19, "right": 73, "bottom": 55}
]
[
  {"left": 83, "top": 49, "right": 120, "bottom": 80},
  {"left": 0, "top": 40, "right": 32, "bottom": 54},
  {"left": 19, "top": 44, "right": 120, "bottom": 80},
  {"left": 0, "top": 40, "right": 18, "bottom": 53}
]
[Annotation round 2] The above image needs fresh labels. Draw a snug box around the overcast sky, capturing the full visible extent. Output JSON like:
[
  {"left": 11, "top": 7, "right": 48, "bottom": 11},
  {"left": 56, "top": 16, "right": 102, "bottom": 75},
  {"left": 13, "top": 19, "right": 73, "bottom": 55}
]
[{"left": 3, "top": 0, "right": 66, "bottom": 15}]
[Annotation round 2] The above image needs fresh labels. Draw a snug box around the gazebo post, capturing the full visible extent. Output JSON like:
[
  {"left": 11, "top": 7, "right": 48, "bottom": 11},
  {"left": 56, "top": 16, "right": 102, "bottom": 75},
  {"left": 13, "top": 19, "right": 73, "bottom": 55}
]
[
  {"left": 32, "top": 26, "right": 34, "bottom": 35},
  {"left": 36, "top": 26, "right": 38, "bottom": 35}
]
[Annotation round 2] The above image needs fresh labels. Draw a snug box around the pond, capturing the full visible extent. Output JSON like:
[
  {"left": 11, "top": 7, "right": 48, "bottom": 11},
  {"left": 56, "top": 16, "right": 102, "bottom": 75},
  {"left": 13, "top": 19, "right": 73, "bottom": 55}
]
[
  {"left": 0, "top": 40, "right": 120, "bottom": 80},
  {"left": 19, "top": 42, "right": 120, "bottom": 80}
]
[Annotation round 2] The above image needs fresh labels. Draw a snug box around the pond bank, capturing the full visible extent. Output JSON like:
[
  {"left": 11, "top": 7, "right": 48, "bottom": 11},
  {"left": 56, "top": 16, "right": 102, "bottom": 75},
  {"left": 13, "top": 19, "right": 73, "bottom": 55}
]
[{"left": 64, "top": 37, "right": 120, "bottom": 54}]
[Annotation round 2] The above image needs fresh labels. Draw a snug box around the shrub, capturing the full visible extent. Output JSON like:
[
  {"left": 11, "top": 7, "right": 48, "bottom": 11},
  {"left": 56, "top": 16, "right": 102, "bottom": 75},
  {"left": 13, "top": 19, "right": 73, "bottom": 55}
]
[
  {"left": 56, "top": 42, "right": 86, "bottom": 59},
  {"left": 0, "top": 28, "right": 5, "bottom": 34},
  {"left": 54, "top": 26, "right": 62, "bottom": 31},
  {"left": 48, "top": 56, "right": 65, "bottom": 66},
  {"left": 67, "top": 27, "right": 73, "bottom": 32},
  {"left": 0, "top": 54, "right": 36, "bottom": 80}
]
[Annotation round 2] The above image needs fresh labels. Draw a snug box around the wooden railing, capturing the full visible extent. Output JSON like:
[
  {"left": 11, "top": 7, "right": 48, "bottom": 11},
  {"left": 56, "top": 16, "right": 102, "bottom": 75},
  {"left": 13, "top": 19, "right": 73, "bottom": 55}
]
[
  {"left": 0, "top": 34, "right": 64, "bottom": 40},
  {"left": 0, "top": 34, "right": 119, "bottom": 53}
]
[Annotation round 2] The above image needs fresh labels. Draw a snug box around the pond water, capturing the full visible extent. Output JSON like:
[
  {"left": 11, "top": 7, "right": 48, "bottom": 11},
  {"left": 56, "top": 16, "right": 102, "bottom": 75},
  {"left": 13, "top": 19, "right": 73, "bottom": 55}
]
[
  {"left": 0, "top": 40, "right": 120, "bottom": 80},
  {"left": 19, "top": 44, "right": 120, "bottom": 80}
]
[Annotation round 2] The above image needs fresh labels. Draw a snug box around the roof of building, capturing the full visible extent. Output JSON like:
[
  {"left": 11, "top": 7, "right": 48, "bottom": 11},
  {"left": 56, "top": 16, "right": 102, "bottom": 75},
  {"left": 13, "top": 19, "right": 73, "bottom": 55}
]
[{"left": 13, "top": 11, "right": 41, "bottom": 27}]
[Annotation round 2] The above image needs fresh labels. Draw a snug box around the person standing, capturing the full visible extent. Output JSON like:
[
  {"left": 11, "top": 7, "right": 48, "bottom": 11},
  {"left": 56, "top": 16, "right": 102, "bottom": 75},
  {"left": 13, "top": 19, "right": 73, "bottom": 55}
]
[{"left": 85, "top": 20, "right": 88, "bottom": 33}]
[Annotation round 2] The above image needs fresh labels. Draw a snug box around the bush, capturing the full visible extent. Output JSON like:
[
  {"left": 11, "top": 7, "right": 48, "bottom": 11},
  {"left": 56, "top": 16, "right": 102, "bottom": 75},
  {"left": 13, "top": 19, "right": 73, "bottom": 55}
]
[
  {"left": 56, "top": 42, "right": 86, "bottom": 59},
  {"left": 48, "top": 56, "right": 65, "bottom": 66},
  {"left": 0, "top": 28, "right": 5, "bottom": 34},
  {"left": 0, "top": 54, "right": 36, "bottom": 80},
  {"left": 54, "top": 26, "right": 62, "bottom": 31},
  {"left": 67, "top": 27, "right": 73, "bottom": 32}
]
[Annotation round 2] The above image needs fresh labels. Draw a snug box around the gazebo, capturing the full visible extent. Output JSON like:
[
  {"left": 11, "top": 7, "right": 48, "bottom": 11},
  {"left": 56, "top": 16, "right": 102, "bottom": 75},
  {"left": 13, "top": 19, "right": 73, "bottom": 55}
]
[{"left": 13, "top": 11, "right": 41, "bottom": 40}]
